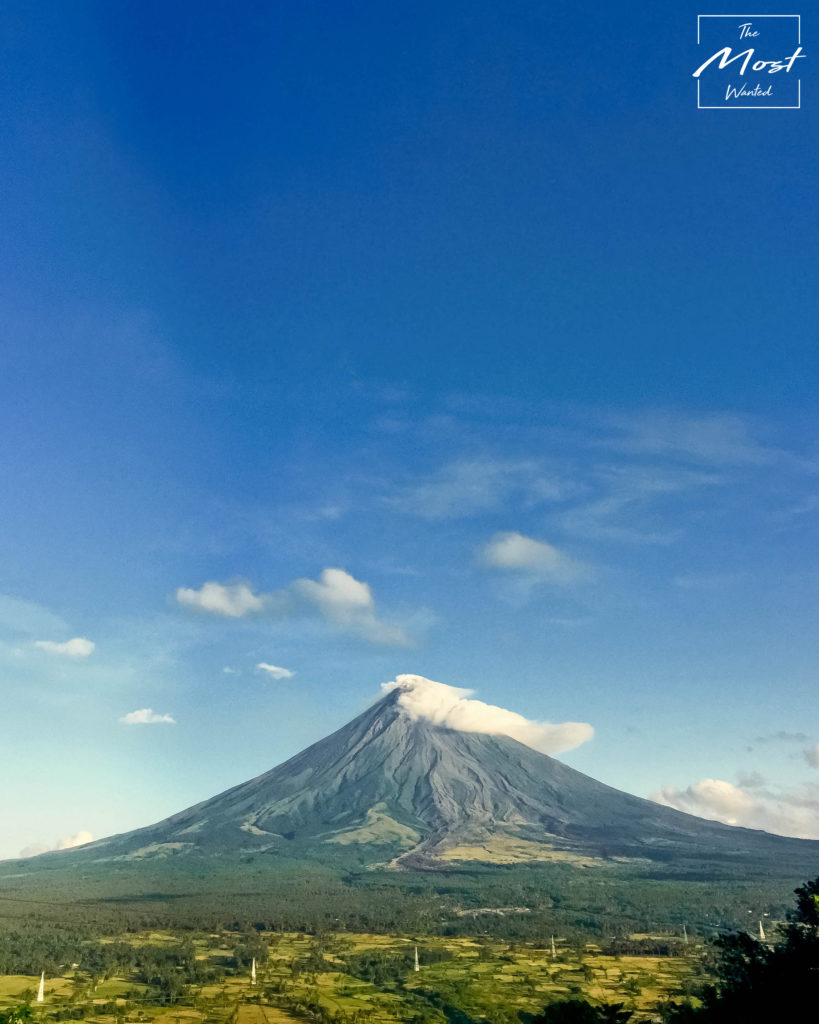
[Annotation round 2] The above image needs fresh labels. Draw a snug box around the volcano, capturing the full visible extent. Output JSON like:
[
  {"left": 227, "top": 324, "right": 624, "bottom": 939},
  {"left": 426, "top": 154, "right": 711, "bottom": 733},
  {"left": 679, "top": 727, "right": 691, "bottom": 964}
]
[{"left": 65, "top": 675, "right": 819, "bottom": 871}]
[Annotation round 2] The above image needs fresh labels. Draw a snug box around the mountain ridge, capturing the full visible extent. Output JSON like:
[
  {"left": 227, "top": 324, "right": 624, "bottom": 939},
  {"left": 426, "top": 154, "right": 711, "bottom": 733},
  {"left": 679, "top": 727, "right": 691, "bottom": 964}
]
[{"left": 41, "top": 676, "right": 819, "bottom": 871}]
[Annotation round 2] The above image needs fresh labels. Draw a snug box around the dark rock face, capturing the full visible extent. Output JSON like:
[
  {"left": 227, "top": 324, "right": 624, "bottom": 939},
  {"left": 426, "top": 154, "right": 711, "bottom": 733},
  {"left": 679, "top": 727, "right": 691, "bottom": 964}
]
[{"left": 73, "top": 686, "right": 819, "bottom": 868}]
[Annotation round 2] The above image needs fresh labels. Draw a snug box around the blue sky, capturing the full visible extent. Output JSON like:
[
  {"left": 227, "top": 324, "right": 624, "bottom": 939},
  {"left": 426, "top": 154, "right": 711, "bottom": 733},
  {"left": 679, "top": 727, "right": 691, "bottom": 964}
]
[{"left": 2, "top": 1, "right": 818, "bottom": 858}]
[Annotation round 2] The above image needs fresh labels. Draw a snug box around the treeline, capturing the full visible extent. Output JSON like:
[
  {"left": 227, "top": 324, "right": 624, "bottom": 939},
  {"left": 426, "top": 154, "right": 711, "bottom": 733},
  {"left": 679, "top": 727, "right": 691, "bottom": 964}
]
[
  {"left": 127, "top": 873, "right": 783, "bottom": 941},
  {"left": 600, "top": 937, "right": 688, "bottom": 957},
  {"left": 0, "top": 852, "right": 800, "bottom": 941},
  {"left": 343, "top": 946, "right": 453, "bottom": 986},
  {"left": 665, "top": 877, "right": 819, "bottom": 1022},
  {"left": 0, "top": 927, "right": 270, "bottom": 1005},
  {"left": 0, "top": 920, "right": 101, "bottom": 975}
]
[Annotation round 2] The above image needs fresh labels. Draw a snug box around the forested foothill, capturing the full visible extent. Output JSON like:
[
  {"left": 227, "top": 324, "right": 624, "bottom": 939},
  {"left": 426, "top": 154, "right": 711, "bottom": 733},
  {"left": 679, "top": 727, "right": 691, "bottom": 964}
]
[{"left": 0, "top": 848, "right": 808, "bottom": 939}]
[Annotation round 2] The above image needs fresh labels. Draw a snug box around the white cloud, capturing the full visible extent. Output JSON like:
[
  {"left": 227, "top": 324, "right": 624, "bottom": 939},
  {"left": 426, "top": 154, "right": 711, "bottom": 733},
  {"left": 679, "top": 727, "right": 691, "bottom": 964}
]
[
  {"left": 654, "top": 779, "right": 755, "bottom": 825},
  {"left": 176, "top": 581, "right": 266, "bottom": 618},
  {"left": 19, "top": 829, "right": 93, "bottom": 859},
  {"left": 35, "top": 637, "right": 95, "bottom": 658},
  {"left": 383, "top": 674, "right": 594, "bottom": 755},
  {"left": 176, "top": 569, "right": 408, "bottom": 645},
  {"left": 481, "top": 532, "right": 588, "bottom": 583},
  {"left": 652, "top": 777, "right": 819, "bottom": 840},
  {"left": 805, "top": 744, "right": 819, "bottom": 768},
  {"left": 256, "top": 662, "right": 294, "bottom": 679},
  {"left": 292, "top": 568, "right": 408, "bottom": 645},
  {"left": 119, "top": 708, "right": 176, "bottom": 725}
]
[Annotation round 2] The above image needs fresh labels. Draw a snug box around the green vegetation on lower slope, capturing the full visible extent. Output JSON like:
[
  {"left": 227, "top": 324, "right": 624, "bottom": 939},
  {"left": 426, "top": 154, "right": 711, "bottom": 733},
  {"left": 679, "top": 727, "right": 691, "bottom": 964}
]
[{"left": 0, "top": 849, "right": 811, "bottom": 940}]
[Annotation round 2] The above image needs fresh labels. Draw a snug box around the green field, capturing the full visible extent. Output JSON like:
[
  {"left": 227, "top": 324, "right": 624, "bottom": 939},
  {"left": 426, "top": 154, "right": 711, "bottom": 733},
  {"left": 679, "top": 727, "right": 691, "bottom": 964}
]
[{"left": 0, "top": 928, "right": 709, "bottom": 1024}]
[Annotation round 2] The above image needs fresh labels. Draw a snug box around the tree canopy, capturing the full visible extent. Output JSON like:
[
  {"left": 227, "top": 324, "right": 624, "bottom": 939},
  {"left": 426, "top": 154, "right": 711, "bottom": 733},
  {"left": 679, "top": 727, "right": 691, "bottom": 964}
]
[{"left": 667, "top": 876, "right": 819, "bottom": 1021}]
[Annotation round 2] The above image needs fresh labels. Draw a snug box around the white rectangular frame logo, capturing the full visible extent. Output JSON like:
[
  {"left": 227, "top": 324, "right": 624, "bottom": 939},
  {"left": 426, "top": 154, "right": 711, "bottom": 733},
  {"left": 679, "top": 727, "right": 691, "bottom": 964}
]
[{"left": 696, "top": 14, "right": 802, "bottom": 109}]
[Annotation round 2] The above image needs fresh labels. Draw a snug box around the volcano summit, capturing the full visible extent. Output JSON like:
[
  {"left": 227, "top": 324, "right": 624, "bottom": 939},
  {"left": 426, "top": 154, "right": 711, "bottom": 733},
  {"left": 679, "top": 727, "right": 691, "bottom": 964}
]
[{"left": 50, "top": 675, "right": 819, "bottom": 872}]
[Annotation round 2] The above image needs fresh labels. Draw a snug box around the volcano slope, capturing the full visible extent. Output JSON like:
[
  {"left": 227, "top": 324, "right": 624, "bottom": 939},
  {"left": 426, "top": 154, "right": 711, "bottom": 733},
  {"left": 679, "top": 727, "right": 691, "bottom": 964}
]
[
  {"left": 11, "top": 675, "right": 819, "bottom": 875},
  {"left": 3, "top": 676, "right": 818, "bottom": 938}
]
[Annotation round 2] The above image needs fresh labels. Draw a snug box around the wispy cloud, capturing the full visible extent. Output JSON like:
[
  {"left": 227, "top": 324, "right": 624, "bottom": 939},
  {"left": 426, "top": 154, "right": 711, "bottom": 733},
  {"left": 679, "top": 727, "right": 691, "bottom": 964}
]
[
  {"left": 804, "top": 744, "right": 819, "bottom": 768},
  {"left": 673, "top": 571, "right": 747, "bottom": 590},
  {"left": 776, "top": 494, "right": 819, "bottom": 521},
  {"left": 119, "top": 708, "right": 176, "bottom": 725},
  {"left": 0, "top": 594, "right": 68, "bottom": 637},
  {"left": 176, "top": 568, "right": 410, "bottom": 646},
  {"left": 559, "top": 465, "right": 720, "bottom": 544},
  {"left": 385, "top": 458, "right": 573, "bottom": 521},
  {"left": 600, "top": 410, "right": 778, "bottom": 466},
  {"left": 736, "top": 770, "right": 766, "bottom": 789},
  {"left": 35, "top": 637, "right": 95, "bottom": 658},
  {"left": 366, "top": 402, "right": 815, "bottom": 562},
  {"left": 256, "top": 662, "right": 294, "bottom": 680},
  {"left": 754, "top": 731, "right": 809, "bottom": 745},
  {"left": 481, "top": 532, "right": 589, "bottom": 583}
]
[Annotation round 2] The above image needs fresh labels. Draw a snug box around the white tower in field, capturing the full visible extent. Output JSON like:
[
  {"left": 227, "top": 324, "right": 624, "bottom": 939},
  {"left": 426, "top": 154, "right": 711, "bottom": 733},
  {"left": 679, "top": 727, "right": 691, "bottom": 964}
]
[
  {"left": 683, "top": 924, "right": 688, "bottom": 944},
  {"left": 251, "top": 957, "right": 257, "bottom": 985},
  {"left": 550, "top": 936, "right": 557, "bottom": 959},
  {"left": 759, "top": 921, "right": 766, "bottom": 941},
  {"left": 414, "top": 946, "right": 420, "bottom": 972},
  {"left": 37, "top": 973, "right": 45, "bottom": 1003}
]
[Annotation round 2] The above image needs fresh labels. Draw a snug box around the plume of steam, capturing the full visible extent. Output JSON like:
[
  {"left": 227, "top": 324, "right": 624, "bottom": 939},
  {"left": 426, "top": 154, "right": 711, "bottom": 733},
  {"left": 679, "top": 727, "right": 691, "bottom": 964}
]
[
  {"left": 382, "top": 674, "right": 593, "bottom": 754},
  {"left": 19, "top": 829, "right": 93, "bottom": 858}
]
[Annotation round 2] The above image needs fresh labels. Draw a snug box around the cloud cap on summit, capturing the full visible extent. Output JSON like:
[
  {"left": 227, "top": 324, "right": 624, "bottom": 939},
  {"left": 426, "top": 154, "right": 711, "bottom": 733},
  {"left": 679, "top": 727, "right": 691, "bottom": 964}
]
[{"left": 382, "top": 673, "right": 594, "bottom": 755}]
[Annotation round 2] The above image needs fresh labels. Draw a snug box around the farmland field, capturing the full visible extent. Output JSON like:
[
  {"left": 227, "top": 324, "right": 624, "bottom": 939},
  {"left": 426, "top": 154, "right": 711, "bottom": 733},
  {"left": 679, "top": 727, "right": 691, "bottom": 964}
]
[{"left": 0, "top": 928, "right": 709, "bottom": 1023}]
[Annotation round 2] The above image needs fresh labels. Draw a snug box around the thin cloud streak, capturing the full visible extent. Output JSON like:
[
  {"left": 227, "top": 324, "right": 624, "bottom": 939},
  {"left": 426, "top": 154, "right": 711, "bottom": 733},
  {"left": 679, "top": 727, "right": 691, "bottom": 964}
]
[
  {"left": 256, "top": 662, "right": 295, "bottom": 680},
  {"left": 35, "top": 637, "right": 95, "bottom": 657},
  {"left": 384, "top": 458, "right": 575, "bottom": 521}
]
